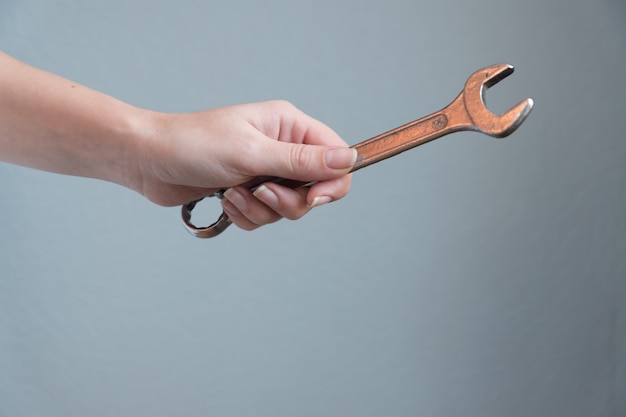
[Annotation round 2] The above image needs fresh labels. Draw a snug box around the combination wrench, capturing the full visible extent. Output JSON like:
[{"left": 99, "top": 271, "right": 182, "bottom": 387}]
[{"left": 182, "top": 63, "right": 534, "bottom": 238}]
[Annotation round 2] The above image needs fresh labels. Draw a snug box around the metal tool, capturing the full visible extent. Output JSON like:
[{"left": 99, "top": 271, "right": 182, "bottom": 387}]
[{"left": 182, "top": 63, "right": 534, "bottom": 238}]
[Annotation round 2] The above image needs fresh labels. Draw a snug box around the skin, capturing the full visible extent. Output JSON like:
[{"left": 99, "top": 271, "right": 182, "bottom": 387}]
[{"left": 0, "top": 51, "right": 355, "bottom": 231}]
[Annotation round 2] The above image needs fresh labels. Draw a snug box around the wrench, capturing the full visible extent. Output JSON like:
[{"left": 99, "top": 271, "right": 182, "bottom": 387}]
[{"left": 182, "top": 63, "right": 534, "bottom": 238}]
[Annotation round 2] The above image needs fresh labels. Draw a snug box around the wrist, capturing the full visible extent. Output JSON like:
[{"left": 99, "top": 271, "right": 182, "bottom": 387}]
[{"left": 99, "top": 105, "right": 163, "bottom": 193}]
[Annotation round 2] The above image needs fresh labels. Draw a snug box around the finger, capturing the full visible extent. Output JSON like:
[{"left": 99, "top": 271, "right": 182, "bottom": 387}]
[
  {"left": 306, "top": 173, "right": 353, "bottom": 208},
  {"left": 222, "top": 187, "right": 282, "bottom": 227},
  {"left": 253, "top": 183, "right": 311, "bottom": 220},
  {"left": 280, "top": 104, "right": 350, "bottom": 148},
  {"left": 221, "top": 199, "right": 260, "bottom": 231},
  {"left": 252, "top": 141, "right": 357, "bottom": 183},
  {"left": 252, "top": 100, "right": 350, "bottom": 148}
]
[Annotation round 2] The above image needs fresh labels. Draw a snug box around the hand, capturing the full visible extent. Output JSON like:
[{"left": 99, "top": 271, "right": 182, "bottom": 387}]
[
  {"left": 0, "top": 52, "right": 354, "bottom": 232},
  {"left": 131, "top": 100, "right": 356, "bottom": 231}
]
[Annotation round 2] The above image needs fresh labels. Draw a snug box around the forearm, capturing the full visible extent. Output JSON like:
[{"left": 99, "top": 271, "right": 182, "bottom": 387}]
[{"left": 0, "top": 51, "right": 148, "bottom": 186}]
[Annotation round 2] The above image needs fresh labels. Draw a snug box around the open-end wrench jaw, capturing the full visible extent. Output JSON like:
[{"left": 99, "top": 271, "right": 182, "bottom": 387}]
[{"left": 463, "top": 63, "right": 534, "bottom": 138}]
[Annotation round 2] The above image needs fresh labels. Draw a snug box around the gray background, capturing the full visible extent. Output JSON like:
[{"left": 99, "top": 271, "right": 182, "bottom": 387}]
[{"left": 1, "top": 1, "right": 624, "bottom": 416}]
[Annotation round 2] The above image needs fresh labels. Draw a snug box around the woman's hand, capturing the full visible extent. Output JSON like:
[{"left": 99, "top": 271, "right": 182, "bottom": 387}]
[{"left": 132, "top": 101, "right": 355, "bottom": 230}]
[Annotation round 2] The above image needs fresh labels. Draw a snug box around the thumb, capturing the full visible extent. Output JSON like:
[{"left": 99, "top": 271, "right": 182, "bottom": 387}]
[{"left": 257, "top": 141, "right": 357, "bottom": 182}]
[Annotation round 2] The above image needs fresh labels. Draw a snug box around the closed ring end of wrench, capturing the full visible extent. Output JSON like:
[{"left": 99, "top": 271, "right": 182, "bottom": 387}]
[{"left": 182, "top": 196, "right": 232, "bottom": 238}]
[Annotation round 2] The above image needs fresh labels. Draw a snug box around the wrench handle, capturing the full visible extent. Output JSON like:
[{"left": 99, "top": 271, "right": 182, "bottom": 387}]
[
  {"left": 351, "top": 111, "right": 454, "bottom": 172},
  {"left": 257, "top": 108, "right": 457, "bottom": 189},
  {"left": 233, "top": 110, "right": 453, "bottom": 191}
]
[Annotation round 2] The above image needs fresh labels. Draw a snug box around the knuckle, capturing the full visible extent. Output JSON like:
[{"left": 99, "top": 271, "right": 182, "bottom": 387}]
[
  {"left": 284, "top": 206, "right": 309, "bottom": 221},
  {"left": 288, "top": 144, "right": 316, "bottom": 175},
  {"left": 239, "top": 223, "right": 259, "bottom": 231},
  {"left": 266, "top": 99, "right": 295, "bottom": 112},
  {"left": 252, "top": 211, "right": 282, "bottom": 226},
  {"left": 285, "top": 212, "right": 304, "bottom": 221},
  {"left": 231, "top": 217, "right": 259, "bottom": 231}
]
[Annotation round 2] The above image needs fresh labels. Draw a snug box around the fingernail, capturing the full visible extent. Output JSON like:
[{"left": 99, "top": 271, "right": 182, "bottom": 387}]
[
  {"left": 308, "top": 195, "right": 332, "bottom": 208},
  {"left": 253, "top": 185, "right": 279, "bottom": 209},
  {"left": 223, "top": 188, "right": 248, "bottom": 212},
  {"left": 325, "top": 148, "right": 357, "bottom": 170}
]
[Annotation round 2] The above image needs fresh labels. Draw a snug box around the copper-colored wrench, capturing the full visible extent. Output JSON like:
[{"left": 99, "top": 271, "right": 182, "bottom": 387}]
[{"left": 182, "top": 63, "right": 534, "bottom": 238}]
